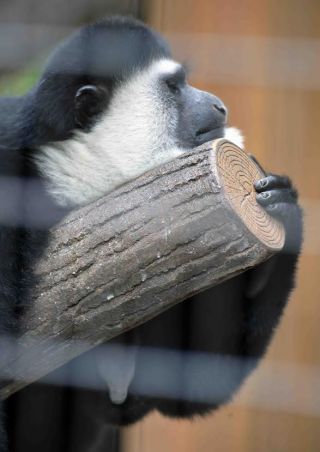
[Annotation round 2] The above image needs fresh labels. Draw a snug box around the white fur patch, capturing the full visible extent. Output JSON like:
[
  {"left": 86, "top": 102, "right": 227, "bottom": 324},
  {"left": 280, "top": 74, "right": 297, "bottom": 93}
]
[
  {"left": 149, "top": 59, "right": 181, "bottom": 76},
  {"left": 224, "top": 127, "right": 244, "bottom": 148},
  {"left": 96, "top": 344, "right": 137, "bottom": 405}
]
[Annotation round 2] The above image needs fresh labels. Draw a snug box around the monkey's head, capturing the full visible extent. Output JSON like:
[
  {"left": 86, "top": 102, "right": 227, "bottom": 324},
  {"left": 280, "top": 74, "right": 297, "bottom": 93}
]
[{"left": 31, "top": 16, "right": 242, "bottom": 207}]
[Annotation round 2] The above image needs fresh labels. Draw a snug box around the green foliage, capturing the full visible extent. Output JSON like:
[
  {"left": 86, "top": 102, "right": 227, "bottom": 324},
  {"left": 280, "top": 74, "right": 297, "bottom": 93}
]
[{"left": 0, "top": 63, "right": 42, "bottom": 96}]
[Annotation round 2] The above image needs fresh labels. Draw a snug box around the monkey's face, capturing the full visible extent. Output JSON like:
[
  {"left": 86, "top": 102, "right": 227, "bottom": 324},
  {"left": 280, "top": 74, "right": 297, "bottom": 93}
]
[
  {"left": 36, "top": 57, "right": 243, "bottom": 208},
  {"left": 73, "top": 57, "right": 231, "bottom": 161},
  {"left": 36, "top": 16, "right": 244, "bottom": 211}
]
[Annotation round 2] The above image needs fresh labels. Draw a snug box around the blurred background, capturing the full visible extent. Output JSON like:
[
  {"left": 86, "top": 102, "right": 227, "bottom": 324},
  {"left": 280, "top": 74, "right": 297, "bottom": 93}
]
[{"left": 1, "top": 0, "right": 319, "bottom": 451}]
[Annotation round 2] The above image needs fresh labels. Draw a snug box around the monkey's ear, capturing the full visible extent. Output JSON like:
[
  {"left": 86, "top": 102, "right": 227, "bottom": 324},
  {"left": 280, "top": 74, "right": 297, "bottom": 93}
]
[{"left": 74, "top": 85, "right": 108, "bottom": 130}]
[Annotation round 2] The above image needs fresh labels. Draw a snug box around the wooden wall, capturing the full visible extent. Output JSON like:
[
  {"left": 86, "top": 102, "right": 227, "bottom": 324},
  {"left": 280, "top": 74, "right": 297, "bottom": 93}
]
[{"left": 123, "top": 1, "right": 320, "bottom": 450}]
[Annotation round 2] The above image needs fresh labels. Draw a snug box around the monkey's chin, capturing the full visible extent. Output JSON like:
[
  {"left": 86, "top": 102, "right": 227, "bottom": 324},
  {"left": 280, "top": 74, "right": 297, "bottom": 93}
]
[{"left": 195, "top": 126, "right": 225, "bottom": 145}]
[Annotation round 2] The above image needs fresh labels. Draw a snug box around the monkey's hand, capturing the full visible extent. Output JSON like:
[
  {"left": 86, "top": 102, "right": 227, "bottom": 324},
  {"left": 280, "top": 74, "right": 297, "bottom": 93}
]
[
  {"left": 254, "top": 174, "right": 303, "bottom": 254},
  {"left": 246, "top": 173, "right": 303, "bottom": 298}
]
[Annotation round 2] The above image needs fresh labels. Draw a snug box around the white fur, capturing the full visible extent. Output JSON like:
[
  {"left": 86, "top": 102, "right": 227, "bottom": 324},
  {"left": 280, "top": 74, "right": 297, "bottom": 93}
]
[
  {"left": 149, "top": 59, "right": 181, "bottom": 76},
  {"left": 36, "top": 59, "right": 186, "bottom": 207},
  {"left": 224, "top": 127, "right": 244, "bottom": 148}
]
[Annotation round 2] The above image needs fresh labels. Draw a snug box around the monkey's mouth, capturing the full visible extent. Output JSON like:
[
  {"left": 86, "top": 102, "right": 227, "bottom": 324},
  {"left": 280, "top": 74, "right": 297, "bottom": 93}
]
[{"left": 195, "top": 126, "right": 225, "bottom": 144}]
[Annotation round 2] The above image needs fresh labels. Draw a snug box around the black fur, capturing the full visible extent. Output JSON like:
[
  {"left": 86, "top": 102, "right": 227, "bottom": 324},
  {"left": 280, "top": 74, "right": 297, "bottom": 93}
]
[{"left": 0, "top": 17, "right": 302, "bottom": 451}]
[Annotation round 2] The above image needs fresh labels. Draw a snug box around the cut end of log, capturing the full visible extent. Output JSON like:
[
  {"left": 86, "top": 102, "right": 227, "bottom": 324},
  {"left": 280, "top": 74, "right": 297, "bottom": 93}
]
[{"left": 212, "top": 139, "right": 285, "bottom": 251}]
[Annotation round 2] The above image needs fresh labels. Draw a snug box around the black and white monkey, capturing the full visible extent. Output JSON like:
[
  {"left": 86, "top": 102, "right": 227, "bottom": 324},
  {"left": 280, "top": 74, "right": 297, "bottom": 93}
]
[{"left": 0, "top": 16, "right": 302, "bottom": 451}]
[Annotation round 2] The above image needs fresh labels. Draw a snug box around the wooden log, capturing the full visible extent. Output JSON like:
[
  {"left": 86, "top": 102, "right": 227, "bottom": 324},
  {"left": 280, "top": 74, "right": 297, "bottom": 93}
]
[{"left": 0, "top": 139, "right": 285, "bottom": 399}]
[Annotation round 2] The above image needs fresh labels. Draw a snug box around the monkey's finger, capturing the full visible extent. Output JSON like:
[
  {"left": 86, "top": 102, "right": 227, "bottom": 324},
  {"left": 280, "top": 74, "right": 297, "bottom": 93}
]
[
  {"left": 254, "top": 175, "right": 294, "bottom": 193},
  {"left": 256, "top": 189, "right": 297, "bottom": 207}
]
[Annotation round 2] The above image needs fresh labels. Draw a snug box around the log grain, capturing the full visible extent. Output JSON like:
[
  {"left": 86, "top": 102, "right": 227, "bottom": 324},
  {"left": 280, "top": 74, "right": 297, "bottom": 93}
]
[{"left": 0, "top": 139, "right": 285, "bottom": 399}]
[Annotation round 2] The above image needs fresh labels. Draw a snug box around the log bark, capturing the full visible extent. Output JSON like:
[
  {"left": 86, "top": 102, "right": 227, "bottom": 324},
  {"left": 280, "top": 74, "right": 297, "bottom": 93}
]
[{"left": 0, "top": 139, "right": 284, "bottom": 399}]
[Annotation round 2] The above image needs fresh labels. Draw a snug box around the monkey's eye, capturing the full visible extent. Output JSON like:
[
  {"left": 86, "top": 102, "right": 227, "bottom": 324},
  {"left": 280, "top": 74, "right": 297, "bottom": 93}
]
[
  {"left": 165, "top": 78, "right": 181, "bottom": 95},
  {"left": 163, "top": 67, "right": 187, "bottom": 95}
]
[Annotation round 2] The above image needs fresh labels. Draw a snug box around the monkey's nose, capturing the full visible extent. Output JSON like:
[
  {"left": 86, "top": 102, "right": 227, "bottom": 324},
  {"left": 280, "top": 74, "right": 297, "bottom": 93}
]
[{"left": 213, "top": 102, "right": 228, "bottom": 116}]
